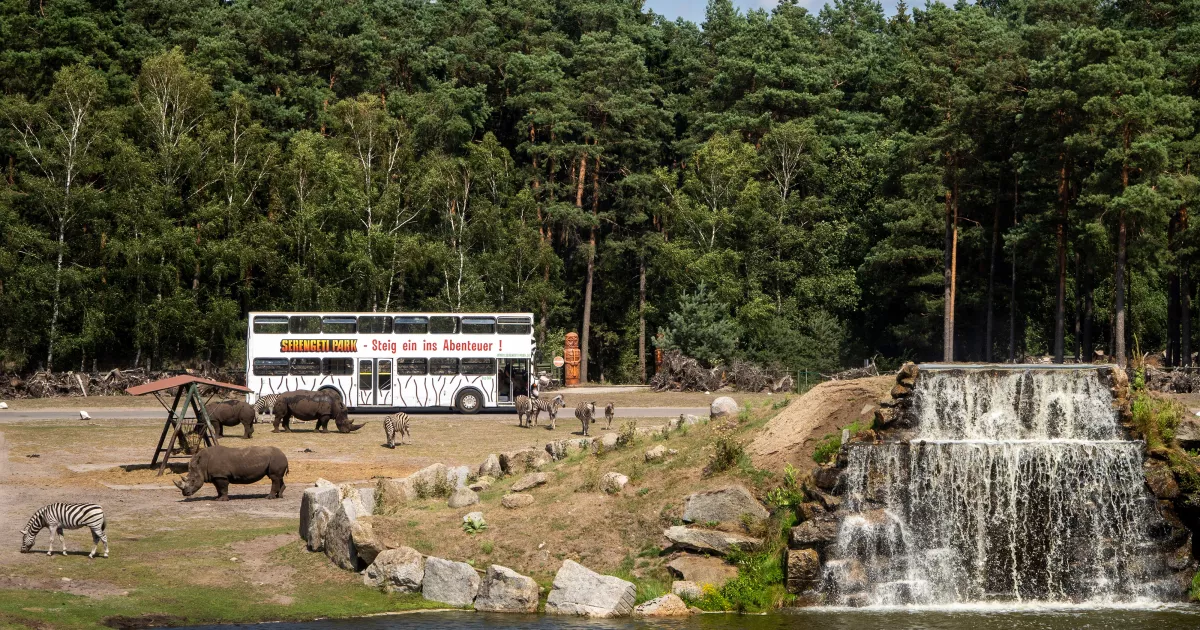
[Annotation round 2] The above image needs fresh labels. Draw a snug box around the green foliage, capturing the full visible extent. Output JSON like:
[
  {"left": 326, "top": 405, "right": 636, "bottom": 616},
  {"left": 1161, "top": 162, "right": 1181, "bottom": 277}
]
[
  {"left": 656, "top": 284, "right": 740, "bottom": 367},
  {"left": 1132, "top": 391, "right": 1184, "bottom": 450},
  {"left": 704, "top": 431, "right": 747, "bottom": 477},
  {"left": 616, "top": 420, "right": 638, "bottom": 448},
  {"left": 766, "top": 463, "right": 806, "bottom": 514},
  {"left": 812, "top": 421, "right": 867, "bottom": 464},
  {"left": 462, "top": 519, "right": 487, "bottom": 535},
  {"left": 1192, "top": 570, "right": 1200, "bottom": 602}
]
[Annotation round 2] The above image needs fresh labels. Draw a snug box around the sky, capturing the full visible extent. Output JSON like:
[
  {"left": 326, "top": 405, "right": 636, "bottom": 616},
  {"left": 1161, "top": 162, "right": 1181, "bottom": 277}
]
[{"left": 643, "top": 0, "right": 909, "bottom": 23}]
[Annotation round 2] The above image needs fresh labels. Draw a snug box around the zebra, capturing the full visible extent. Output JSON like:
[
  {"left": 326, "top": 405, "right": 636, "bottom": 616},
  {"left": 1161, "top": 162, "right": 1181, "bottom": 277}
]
[
  {"left": 515, "top": 395, "right": 534, "bottom": 428},
  {"left": 20, "top": 503, "right": 108, "bottom": 558},
  {"left": 604, "top": 402, "right": 615, "bottom": 430},
  {"left": 252, "top": 394, "right": 280, "bottom": 424},
  {"left": 384, "top": 412, "right": 410, "bottom": 448},
  {"left": 575, "top": 401, "right": 597, "bottom": 436},
  {"left": 532, "top": 394, "right": 566, "bottom": 430}
]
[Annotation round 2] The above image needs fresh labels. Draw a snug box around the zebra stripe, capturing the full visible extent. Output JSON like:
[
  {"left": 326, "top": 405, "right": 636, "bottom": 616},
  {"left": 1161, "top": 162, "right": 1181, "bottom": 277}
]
[
  {"left": 20, "top": 503, "right": 109, "bottom": 558},
  {"left": 383, "top": 412, "right": 410, "bottom": 448},
  {"left": 533, "top": 395, "right": 566, "bottom": 430},
  {"left": 575, "top": 401, "right": 597, "bottom": 436},
  {"left": 252, "top": 394, "right": 280, "bottom": 423},
  {"left": 604, "top": 403, "right": 615, "bottom": 430}
]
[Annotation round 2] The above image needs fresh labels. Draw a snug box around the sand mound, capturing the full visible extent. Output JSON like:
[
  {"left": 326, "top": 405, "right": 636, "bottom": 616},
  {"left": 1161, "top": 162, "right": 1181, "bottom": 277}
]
[{"left": 749, "top": 376, "right": 893, "bottom": 471}]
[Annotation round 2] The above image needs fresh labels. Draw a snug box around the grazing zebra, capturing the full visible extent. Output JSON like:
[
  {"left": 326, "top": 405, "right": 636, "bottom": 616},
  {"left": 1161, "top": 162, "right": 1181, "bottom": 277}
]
[
  {"left": 533, "top": 394, "right": 566, "bottom": 430},
  {"left": 604, "top": 402, "right": 615, "bottom": 430},
  {"left": 252, "top": 394, "right": 280, "bottom": 424},
  {"left": 384, "top": 412, "right": 410, "bottom": 448},
  {"left": 515, "top": 395, "right": 534, "bottom": 428},
  {"left": 20, "top": 503, "right": 108, "bottom": 558},
  {"left": 575, "top": 401, "right": 598, "bottom": 436}
]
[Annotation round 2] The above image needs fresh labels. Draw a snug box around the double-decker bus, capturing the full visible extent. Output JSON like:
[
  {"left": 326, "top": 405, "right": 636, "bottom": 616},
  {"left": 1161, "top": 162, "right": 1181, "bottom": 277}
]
[{"left": 245, "top": 312, "right": 535, "bottom": 413}]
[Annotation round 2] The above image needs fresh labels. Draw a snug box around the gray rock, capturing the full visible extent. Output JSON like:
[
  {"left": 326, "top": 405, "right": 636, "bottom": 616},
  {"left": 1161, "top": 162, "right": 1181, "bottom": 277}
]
[
  {"left": 669, "top": 414, "right": 701, "bottom": 430},
  {"left": 350, "top": 518, "right": 385, "bottom": 566},
  {"left": 363, "top": 546, "right": 425, "bottom": 593},
  {"left": 323, "top": 502, "right": 358, "bottom": 571},
  {"left": 812, "top": 464, "right": 841, "bottom": 491},
  {"left": 682, "top": 485, "right": 769, "bottom": 526},
  {"left": 786, "top": 548, "right": 820, "bottom": 593},
  {"left": 672, "top": 581, "right": 703, "bottom": 600},
  {"left": 664, "top": 526, "right": 762, "bottom": 556},
  {"left": 300, "top": 485, "right": 341, "bottom": 542},
  {"left": 474, "top": 565, "right": 539, "bottom": 613},
  {"left": 645, "top": 445, "right": 667, "bottom": 462},
  {"left": 314, "top": 477, "right": 337, "bottom": 489},
  {"left": 448, "top": 487, "right": 480, "bottom": 508},
  {"left": 545, "top": 560, "right": 637, "bottom": 618},
  {"left": 1178, "top": 417, "right": 1200, "bottom": 450},
  {"left": 502, "top": 493, "right": 534, "bottom": 509},
  {"left": 376, "top": 477, "right": 416, "bottom": 514},
  {"left": 710, "top": 396, "right": 739, "bottom": 420},
  {"left": 409, "top": 463, "right": 450, "bottom": 493},
  {"left": 511, "top": 472, "right": 548, "bottom": 492},
  {"left": 500, "top": 448, "right": 552, "bottom": 474},
  {"left": 601, "top": 472, "right": 629, "bottom": 494},
  {"left": 422, "top": 556, "right": 480, "bottom": 606},
  {"left": 469, "top": 476, "right": 494, "bottom": 492},
  {"left": 666, "top": 555, "right": 738, "bottom": 588},
  {"left": 339, "top": 483, "right": 369, "bottom": 516},
  {"left": 358, "top": 487, "right": 376, "bottom": 514},
  {"left": 447, "top": 465, "right": 471, "bottom": 488},
  {"left": 598, "top": 433, "right": 619, "bottom": 449},
  {"left": 546, "top": 440, "right": 570, "bottom": 461},
  {"left": 789, "top": 516, "right": 840, "bottom": 551},
  {"left": 633, "top": 594, "right": 690, "bottom": 617},
  {"left": 1145, "top": 460, "right": 1180, "bottom": 500},
  {"left": 306, "top": 505, "right": 333, "bottom": 552},
  {"left": 479, "top": 454, "right": 503, "bottom": 478}
]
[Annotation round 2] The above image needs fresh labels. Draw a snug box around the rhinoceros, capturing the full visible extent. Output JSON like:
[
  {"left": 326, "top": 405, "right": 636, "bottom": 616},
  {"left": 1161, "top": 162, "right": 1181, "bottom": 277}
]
[
  {"left": 204, "top": 400, "right": 255, "bottom": 439},
  {"left": 271, "top": 390, "right": 364, "bottom": 434},
  {"left": 173, "top": 445, "right": 289, "bottom": 500}
]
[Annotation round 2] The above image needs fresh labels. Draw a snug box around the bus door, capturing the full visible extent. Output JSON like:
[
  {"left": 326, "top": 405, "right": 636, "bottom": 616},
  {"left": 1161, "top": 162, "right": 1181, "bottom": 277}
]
[
  {"left": 357, "top": 359, "right": 393, "bottom": 406},
  {"left": 497, "top": 359, "right": 529, "bottom": 404}
]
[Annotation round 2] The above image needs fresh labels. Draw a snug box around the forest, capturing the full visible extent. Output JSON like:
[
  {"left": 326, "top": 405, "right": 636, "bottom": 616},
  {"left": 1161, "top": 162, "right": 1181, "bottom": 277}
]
[{"left": 0, "top": 0, "right": 1197, "bottom": 381}]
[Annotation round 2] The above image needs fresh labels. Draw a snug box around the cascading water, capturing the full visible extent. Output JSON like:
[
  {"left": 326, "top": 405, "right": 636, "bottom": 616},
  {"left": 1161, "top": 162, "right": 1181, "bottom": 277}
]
[{"left": 822, "top": 366, "right": 1176, "bottom": 606}]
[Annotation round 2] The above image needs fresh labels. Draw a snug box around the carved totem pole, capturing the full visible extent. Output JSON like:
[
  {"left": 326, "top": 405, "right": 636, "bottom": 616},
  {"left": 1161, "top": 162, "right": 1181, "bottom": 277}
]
[{"left": 564, "top": 332, "right": 581, "bottom": 386}]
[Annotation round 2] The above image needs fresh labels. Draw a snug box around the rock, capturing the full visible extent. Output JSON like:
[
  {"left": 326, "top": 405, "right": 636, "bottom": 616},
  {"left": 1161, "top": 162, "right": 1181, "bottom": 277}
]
[
  {"left": 502, "top": 493, "right": 534, "bottom": 509},
  {"left": 474, "top": 565, "right": 540, "bottom": 613},
  {"left": 890, "top": 383, "right": 913, "bottom": 399},
  {"left": 300, "top": 485, "right": 341, "bottom": 543},
  {"left": 545, "top": 559, "right": 637, "bottom": 618},
  {"left": 672, "top": 581, "right": 703, "bottom": 600},
  {"left": 448, "top": 487, "right": 480, "bottom": 508},
  {"left": 323, "top": 502, "right": 358, "bottom": 571},
  {"left": 786, "top": 548, "right": 821, "bottom": 593},
  {"left": 1145, "top": 460, "right": 1181, "bottom": 500},
  {"left": 315, "top": 478, "right": 337, "bottom": 489},
  {"left": 812, "top": 464, "right": 841, "bottom": 491},
  {"left": 798, "top": 502, "right": 826, "bottom": 522},
  {"left": 422, "top": 557, "right": 481, "bottom": 606},
  {"left": 479, "top": 454, "right": 503, "bottom": 478},
  {"left": 645, "top": 445, "right": 667, "bottom": 462},
  {"left": 376, "top": 477, "right": 416, "bottom": 514},
  {"left": 601, "top": 472, "right": 629, "bottom": 494},
  {"left": 339, "top": 483, "right": 369, "bottom": 516},
  {"left": 897, "top": 362, "right": 919, "bottom": 384},
  {"left": 500, "top": 448, "right": 552, "bottom": 474},
  {"left": 666, "top": 555, "right": 738, "bottom": 588},
  {"left": 350, "top": 518, "right": 386, "bottom": 566},
  {"left": 710, "top": 396, "right": 739, "bottom": 420},
  {"left": 1177, "top": 417, "right": 1200, "bottom": 450},
  {"left": 469, "top": 476, "right": 494, "bottom": 492},
  {"left": 663, "top": 526, "right": 762, "bottom": 555},
  {"left": 633, "top": 593, "right": 690, "bottom": 617},
  {"left": 447, "top": 465, "right": 471, "bottom": 488},
  {"left": 359, "top": 488, "right": 376, "bottom": 514},
  {"left": 811, "top": 488, "right": 842, "bottom": 512},
  {"left": 546, "top": 440, "right": 570, "bottom": 461},
  {"left": 873, "top": 406, "right": 897, "bottom": 428},
  {"left": 669, "top": 414, "right": 701, "bottom": 430},
  {"left": 681, "top": 485, "right": 769, "bottom": 526},
  {"left": 789, "top": 516, "right": 840, "bottom": 551},
  {"left": 597, "top": 433, "right": 620, "bottom": 449},
  {"left": 511, "top": 472, "right": 548, "bottom": 492},
  {"left": 306, "top": 505, "right": 332, "bottom": 552},
  {"left": 463, "top": 512, "right": 486, "bottom": 529},
  {"left": 363, "top": 546, "right": 425, "bottom": 593},
  {"left": 409, "top": 463, "right": 451, "bottom": 494}
]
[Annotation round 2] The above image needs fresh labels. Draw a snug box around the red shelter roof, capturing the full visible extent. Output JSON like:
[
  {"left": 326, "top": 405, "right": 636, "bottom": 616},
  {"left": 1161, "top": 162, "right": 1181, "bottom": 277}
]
[{"left": 125, "top": 375, "right": 251, "bottom": 397}]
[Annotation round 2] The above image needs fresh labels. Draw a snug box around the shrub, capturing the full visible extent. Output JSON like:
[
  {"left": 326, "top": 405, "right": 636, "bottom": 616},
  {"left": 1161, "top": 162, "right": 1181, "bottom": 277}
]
[
  {"left": 811, "top": 421, "right": 867, "bottom": 464},
  {"left": 705, "top": 434, "right": 746, "bottom": 477},
  {"left": 766, "top": 463, "right": 805, "bottom": 514},
  {"left": 1132, "top": 391, "right": 1185, "bottom": 450},
  {"left": 462, "top": 519, "right": 487, "bottom": 535},
  {"left": 617, "top": 420, "right": 638, "bottom": 448},
  {"left": 1192, "top": 570, "right": 1200, "bottom": 602},
  {"left": 480, "top": 541, "right": 494, "bottom": 554}
]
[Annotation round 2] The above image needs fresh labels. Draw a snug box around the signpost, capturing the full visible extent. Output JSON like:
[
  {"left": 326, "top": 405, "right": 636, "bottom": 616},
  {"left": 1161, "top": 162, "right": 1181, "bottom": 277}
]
[{"left": 553, "top": 356, "right": 565, "bottom": 368}]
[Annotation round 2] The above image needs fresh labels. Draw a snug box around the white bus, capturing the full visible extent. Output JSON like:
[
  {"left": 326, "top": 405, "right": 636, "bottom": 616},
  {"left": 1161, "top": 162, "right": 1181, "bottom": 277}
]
[{"left": 244, "top": 312, "right": 536, "bottom": 413}]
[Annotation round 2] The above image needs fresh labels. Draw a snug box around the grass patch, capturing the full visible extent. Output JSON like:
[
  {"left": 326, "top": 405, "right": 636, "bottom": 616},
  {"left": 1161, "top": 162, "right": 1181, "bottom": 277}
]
[
  {"left": 812, "top": 420, "right": 868, "bottom": 464},
  {"left": 692, "top": 516, "right": 792, "bottom": 613}
]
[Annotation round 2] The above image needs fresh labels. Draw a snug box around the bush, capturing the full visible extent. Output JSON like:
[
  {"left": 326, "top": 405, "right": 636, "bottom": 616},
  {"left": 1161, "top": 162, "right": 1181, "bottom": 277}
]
[
  {"left": 656, "top": 283, "right": 740, "bottom": 367},
  {"left": 812, "top": 421, "right": 867, "bottom": 464},
  {"left": 617, "top": 420, "right": 638, "bottom": 448},
  {"left": 1132, "top": 392, "right": 1185, "bottom": 450},
  {"left": 705, "top": 434, "right": 746, "bottom": 477}
]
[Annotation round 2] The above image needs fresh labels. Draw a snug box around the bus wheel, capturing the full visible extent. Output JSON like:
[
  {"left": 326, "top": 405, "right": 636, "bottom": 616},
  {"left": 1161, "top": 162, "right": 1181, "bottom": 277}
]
[{"left": 456, "top": 389, "right": 482, "bottom": 414}]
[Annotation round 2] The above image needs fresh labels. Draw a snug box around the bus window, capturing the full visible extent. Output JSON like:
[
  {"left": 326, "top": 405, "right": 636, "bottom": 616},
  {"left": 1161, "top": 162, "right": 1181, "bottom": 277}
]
[
  {"left": 429, "top": 316, "right": 459, "bottom": 334},
  {"left": 323, "top": 358, "right": 353, "bottom": 375},
  {"left": 378, "top": 360, "right": 392, "bottom": 390},
  {"left": 253, "top": 316, "right": 289, "bottom": 334},
  {"left": 430, "top": 358, "right": 459, "bottom": 375},
  {"left": 290, "top": 316, "right": 321, "bottom": 334},
  {"left": 253, "top": 358, "right": 289, "bottom": 376},
  {"left": 359, "top": 360, "right": 373, "bottom": 390},
  {"left": 358, "top": 316, "right": 393, "bottom": 334},
  {"left": 460, "top": 358, "right": 496, "bottom": 375},
  {"left": 394, "top": 316, "right": 428, "bottom": 334},
  {"left": 497, "top": 317, "right": 532, "bottom": 335},
  {"left": 322, "top": 316, "right": 356, "bottom": 334},
  {"left": 461, "top": 317, "right": 495, "bottom": 334},
  {"left": 396, "top": 358, "right": 428, "bottom": 375},
  {"left": 290, "top": 357, "right": 321, "bottom": 375}
]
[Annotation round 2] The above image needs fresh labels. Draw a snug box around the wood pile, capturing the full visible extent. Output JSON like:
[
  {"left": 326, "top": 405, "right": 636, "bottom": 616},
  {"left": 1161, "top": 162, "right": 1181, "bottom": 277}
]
[
  {"left": 0, "top": 367, "right": 246, "bottom": 399},
  {"left": 650, "top": 350, "right": 793, "bottom": 393},
  {"left": 823, "top": 363, "right": 879, "bottom": 381}
]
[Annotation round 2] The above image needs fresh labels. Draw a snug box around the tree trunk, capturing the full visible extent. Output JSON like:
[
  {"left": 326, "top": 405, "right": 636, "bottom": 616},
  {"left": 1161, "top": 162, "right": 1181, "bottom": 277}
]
[
  {"left": 985, "top": 186, "right": 1001, "bottom": 362},
  {"left": 580, "top": 154, "right": 597, "bottom": 384},
  {"left": 638, "top": 254, "right": 646, "bottom": 384},
  {"left": 1183, "top": 274, "right": 1192, "bottom": 367},
  {"left": 1053, "top": 157, "right": 1068, "bottom": 363},
  {"left": 1115, "top": 207, "right": 1128, "bottom": 367},
  {"left": 943, "top": 186, "right": 957, "bottom": 363},
  {"left": 1083, "top": 262, "right": 1094, "bottom": 361},
  {"left": 1073, "top": 251, "right": 1082, "bottom": 362},
  {"left": 1009, "top": 171, "right": 1019, "bottom": 363},
  {"left": 46, "top": 221, "right": 66, "bottom": 372}
]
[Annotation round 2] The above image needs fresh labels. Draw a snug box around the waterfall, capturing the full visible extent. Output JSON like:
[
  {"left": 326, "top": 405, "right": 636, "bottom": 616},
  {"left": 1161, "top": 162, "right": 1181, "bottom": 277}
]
[{"left": 823, "top": 367, "right": 1175, "bottom": 606}]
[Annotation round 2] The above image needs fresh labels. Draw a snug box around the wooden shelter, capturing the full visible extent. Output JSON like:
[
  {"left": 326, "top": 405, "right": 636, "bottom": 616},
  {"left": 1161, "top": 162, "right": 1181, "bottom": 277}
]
[{"left": 126, "top": 375, "right": 251, "bottom": 475}]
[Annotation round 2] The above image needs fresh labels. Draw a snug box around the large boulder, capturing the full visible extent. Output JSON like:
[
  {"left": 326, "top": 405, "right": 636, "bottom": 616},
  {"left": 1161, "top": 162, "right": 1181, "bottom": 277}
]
[
  {"left": 448, "top": 487, "right": 480, "bottom": 508},
  {"left": 601, "top": 472, "right": 629, "bottom": 494},
  {"left": 363, "top": 547, "right": 425, "bottom": 593},
  {"left": 358, "top": 487, "right": 376, "bottom": 514},
  {"left": 300, "top": 485, "right": 341, "bottom": 543},
  {"left": 447, "top": 465, "right": 471, "bottom": 489},
  {"left": 422, "top": 557, "right": 480, "bottom": 607},
  {"left": 681, "top": 485, "right": 769, "bottom": 527},
  {"left": 666, "top": 555, "right": 738, "bottom": 588},
  {"left": 812, "top": 465, "right": 841, "bottom": 491},
  {"left": 1146, "top": 460, "right": 1181, "bottom": 500},
  {"left": 645, "top": 445, "right": 667, "bottom": 462},
  {"left": 474, "top": 565, "right": 539, "bottom": 613},
  {"left": 350, "top": 518, "right": 387, "bottom": 566},
  {"left": 786, "top": 548, "right": 821, "bottom": 593},
  {"left": 323, "top": 501, "right": 359, "bottom": 570},
  {"left": 545, "top": 560, "right": 637, "bottom": 618},
  {"left": 500, "top": 448, "right": 552, "bottom": 475},
  {"left": 663, "top": 526, "right": 762, "bottom": 556},
  {"left": 479, "top": 454, "right": 503, "bottom": 478},
  {"left": 511, "top": 472, "right": 548, "bottom": 492},
  {"left": 789, "top": 516, "right": 840, "bottom": 551},
  {"left": 672, "top": 581, "right": 703, "bottom": 600},
  {"left": 409, "top": 463, "right": 451, "bottom": 495},
  {"left": 306, "top": 505, "right": 333, "bottom": 552},
  {"left": 339, "top": 483, "right": 369, "bottom": 516},
  {"left": 669, "top": 414, "right": 701, "bottom": 430},
  {"left": 710, "top": 397, "right": 739, "bottom": 420},
  {"left": 376, "top": 477, "right": 416, "bottom": 514},
  {"left": 502, "top": 493, "right": 534, "bottom": 509},
  {"left": 633, "top": 594, "right": 690, "bottom": 617}
]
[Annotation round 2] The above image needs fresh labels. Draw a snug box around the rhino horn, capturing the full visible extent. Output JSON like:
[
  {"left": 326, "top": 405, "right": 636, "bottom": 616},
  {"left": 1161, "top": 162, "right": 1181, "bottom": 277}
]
[
  {"left": 348, "top": 421, "right": 367, "bottom": 433},
  {"left": 173, "top": 478, "right": 184, "bottom": 490}
]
